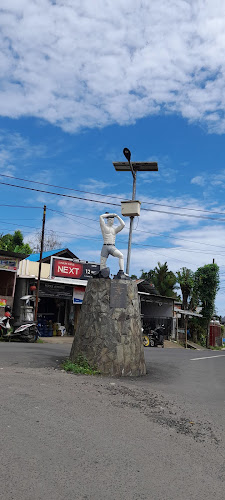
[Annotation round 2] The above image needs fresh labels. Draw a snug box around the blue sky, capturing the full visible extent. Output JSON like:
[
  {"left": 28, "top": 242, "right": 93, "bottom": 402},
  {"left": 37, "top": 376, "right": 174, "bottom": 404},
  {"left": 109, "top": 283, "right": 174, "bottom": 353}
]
[{"left": 1, "top": 0, "right": 225, "bottom": 313}]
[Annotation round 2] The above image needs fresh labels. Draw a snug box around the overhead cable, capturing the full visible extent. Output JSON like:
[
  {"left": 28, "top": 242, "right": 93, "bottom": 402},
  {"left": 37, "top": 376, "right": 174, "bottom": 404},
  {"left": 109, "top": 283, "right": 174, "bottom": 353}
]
[
  {"left": 2, "top": 180, "right": 225, "bottom": 222},
  {"left": 1, "top": 173, "right": 225, "bottom": 216}
]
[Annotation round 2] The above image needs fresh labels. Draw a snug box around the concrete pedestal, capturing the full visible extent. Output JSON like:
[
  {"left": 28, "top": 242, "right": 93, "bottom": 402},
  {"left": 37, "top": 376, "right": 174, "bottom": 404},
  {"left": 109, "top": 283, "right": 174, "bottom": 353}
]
[{"left": 70, "top": 279, "right": 146, "bottom": 376}]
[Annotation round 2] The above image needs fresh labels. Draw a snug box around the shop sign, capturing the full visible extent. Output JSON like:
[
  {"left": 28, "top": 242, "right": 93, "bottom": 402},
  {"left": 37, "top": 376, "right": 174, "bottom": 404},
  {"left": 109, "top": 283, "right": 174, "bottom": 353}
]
[
  {"left": 39, "top": 282, "right": 73, "bottom": 299},
  {"left": 0, "top": 257, "right": 18, "bottom": 271},
  {"left": 73, "top": 286, "right": 85, "bottom": 304},
  {"left": 51, "top": 257, "right": 100, "bottom": 281},
  {"left": 0, "top": 298, "right": 7, "bottom": 307}
]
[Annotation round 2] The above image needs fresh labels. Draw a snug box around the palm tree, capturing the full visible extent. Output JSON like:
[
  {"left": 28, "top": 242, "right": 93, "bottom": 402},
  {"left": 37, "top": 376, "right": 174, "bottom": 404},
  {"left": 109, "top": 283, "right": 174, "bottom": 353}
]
[
  {"left": 149, "top": 262, "right": 178, "bottom": 298},
  {"left": 176, "top": 267, "right": 194, "bottom": 309}
]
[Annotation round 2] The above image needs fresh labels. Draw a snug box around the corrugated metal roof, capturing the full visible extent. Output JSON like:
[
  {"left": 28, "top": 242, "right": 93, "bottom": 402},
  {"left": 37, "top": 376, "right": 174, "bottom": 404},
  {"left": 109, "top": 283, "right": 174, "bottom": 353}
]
[{"left": 26, "top": 248, "right": 67, "bottom": 262}]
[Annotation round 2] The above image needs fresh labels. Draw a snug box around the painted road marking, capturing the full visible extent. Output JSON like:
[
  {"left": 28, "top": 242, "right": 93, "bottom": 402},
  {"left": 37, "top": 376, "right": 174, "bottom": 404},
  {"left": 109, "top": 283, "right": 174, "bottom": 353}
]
[{"left": 190, "top": 354, "right": 225, "bottom": 361}]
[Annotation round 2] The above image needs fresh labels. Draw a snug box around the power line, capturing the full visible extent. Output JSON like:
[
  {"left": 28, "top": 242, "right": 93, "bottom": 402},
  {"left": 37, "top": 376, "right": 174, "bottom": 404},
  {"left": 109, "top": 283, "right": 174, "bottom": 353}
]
[
  {"left": 0, "top": 180, "right": 120, "bottom": 207},
  {"left": 2, "top": 173, "right": 225, "bottom": 216},
  {"left": 2, "top": 220, "right": 225, "bottom": 257},
  {"left": 0, "top": 204, "right": 42, "bottom": 209},
  {"left": 46, "top": 209, "right": 225, "bottom": 251},
  {"left": 1, "top": 210, "right": 225, "bottom": 255},
  {"left": 0, "top": 173, "right": 121, "bottom": 201},
  {"left": 2, "top": 179, "right": 225, "bottom": 222}
]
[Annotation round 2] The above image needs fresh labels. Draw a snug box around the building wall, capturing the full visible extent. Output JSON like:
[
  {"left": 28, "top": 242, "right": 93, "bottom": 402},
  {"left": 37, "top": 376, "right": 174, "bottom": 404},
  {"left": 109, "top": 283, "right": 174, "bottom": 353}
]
[
  {"left": 13, "top": 278, "right": 28, "bottom": 324},
  {"left": 18, "top": 260, "right": 50, "bottom": 279},
  {"left": 0, "top": 270, "right": 16, "bottom": 318},
  {"left": 141, "top": 297, "right": 173, "bottom": 319}
]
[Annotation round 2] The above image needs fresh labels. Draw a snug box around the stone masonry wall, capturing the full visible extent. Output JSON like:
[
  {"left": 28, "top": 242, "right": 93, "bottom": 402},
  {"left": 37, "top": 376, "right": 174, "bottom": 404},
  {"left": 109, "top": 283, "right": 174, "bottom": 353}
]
[{"left": 70, "top": 279, "right": 146, "bottom": 376}]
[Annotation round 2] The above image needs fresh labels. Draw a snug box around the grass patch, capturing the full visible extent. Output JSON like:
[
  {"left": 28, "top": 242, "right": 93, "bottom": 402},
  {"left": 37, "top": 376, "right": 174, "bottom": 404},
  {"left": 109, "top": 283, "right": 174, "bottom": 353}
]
[
  {"left": 209, "top": 345, "right": 223, "bottom": 350},
  {"left": 36, "top": 338, "right": 44, "bottom": 343},
  {"left": 62, "top": 355, "right": 100, "bottom": 375}
]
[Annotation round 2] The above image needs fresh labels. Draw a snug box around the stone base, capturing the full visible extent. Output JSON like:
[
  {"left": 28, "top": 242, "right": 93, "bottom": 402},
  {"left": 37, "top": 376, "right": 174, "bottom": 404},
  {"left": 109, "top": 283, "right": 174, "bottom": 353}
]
[{"left": 70, "top": 279, "right": 146, "bottom": 376}]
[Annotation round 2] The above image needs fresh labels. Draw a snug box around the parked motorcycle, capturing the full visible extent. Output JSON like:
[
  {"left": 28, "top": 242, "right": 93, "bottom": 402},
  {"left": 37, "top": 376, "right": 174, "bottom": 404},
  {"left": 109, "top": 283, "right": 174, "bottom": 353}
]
[
  {"left": 151, "top": 325, "right": 165, "bottom": 348},
  {"left": 0, "top": 309, "right": 39, "bottom": 343},
  {"left": 142, "top": 324, "right": 165, "bottom": 348}
]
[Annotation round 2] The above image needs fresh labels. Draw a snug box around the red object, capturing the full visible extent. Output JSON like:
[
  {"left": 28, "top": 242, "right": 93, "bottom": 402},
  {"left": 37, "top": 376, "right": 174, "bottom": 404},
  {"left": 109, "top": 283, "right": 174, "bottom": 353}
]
[
  {"left": 209, "top": 323, "right": 221, "bottom": 347},
  {"left": 5, "top": 312, "right": 11, "bottom": 318},
  {"left": 30, "top": 285, "right": 37, "bottom": 291},
  {"left": 53, "top": 259, "right": 83, "bottom": 279}
]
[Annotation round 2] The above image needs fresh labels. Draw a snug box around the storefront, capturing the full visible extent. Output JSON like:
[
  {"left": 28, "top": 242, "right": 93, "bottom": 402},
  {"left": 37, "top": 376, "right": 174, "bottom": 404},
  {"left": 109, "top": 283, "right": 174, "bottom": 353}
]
[
  {"left": 137, "top": 279, "right": 175, "bottom": 339},
  {"left": 14, "top": 253, "right": 100, "bottom": 335},
  {"left": 0, "top": 250, "right": 26, "bottom": 318},
  {"left": 36, "top": 281, "right": 75, "bottom": 336}
]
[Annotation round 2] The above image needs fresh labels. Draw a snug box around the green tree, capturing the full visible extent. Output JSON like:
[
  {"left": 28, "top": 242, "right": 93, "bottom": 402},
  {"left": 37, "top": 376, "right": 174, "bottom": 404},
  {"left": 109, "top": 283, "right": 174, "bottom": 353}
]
[
  {"left": 0, "top": 230, "right": 32, "bottom": 254},
  {"left": 176, "top": 267, "right": 194, "bottom": 309},
  {"left": 141, "top": 262, "right": 179, "bottom": 298},
  {"left": 194, "top": 263, "right": 220, "bottom": 334}
]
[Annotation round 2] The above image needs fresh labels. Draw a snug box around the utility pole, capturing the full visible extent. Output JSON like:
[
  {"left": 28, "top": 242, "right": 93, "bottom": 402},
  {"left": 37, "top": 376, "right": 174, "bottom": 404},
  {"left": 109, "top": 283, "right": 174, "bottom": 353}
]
[
  {"left": 185, "top": 315, "right": 188, "bottom": 349},
  {"left": 113, "top": 150, "right": 158, "bottom": 276},
  {"left": 123, "top": 148, "right": 136, "bottom": 276},
  {"left": 34, "top": 205, "right": 46, "bottom": 322}
]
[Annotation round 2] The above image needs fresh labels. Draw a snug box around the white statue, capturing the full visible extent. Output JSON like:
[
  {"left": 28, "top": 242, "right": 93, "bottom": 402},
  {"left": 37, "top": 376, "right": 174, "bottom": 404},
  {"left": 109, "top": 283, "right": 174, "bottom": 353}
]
[{"left": 100, "top": 212, "right": 125, "bottom": 274}]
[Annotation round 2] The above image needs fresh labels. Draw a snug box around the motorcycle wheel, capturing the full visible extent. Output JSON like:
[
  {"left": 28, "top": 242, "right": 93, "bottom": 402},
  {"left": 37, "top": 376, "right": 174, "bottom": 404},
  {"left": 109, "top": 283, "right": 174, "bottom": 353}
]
[
  {"left": 26, "top": 334, "right": 37, "bottom": 343},
  {"left": 142, "top": 335, "right": 150, "bottom": 347},
  {"left": 150, "top": 338, "right": 155, "bottom": 347}
]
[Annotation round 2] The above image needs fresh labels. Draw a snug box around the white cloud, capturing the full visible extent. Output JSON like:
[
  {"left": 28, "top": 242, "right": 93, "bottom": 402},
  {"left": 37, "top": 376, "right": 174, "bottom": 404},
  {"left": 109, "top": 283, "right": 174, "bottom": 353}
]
[
  {"left": 1, "top": 1, "right": 225, "bottom": 132},
  {"left": 0, "top": 130, "right": 48, "bottom": 176},
  {"left": 191, "top": 176, "right": 206, "bottom": 186},
  {"left": 78, "top": 178, "right": 113, "bottom": 192}
]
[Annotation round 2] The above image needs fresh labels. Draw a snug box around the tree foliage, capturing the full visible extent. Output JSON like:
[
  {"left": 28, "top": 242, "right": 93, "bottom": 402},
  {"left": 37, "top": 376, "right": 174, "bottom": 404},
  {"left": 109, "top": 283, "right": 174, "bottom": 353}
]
[
  {"left": 176, "top": 267, "right": 194, "bottom": 309},
  {"left": 0, "top": 230, "right": 32, "bottom": 254},
  {"left": 194, "top": 263, "right": 220, "bottom": 322},
  {"left": 141, "top": 262, "right": 179, "bottom": 298}
]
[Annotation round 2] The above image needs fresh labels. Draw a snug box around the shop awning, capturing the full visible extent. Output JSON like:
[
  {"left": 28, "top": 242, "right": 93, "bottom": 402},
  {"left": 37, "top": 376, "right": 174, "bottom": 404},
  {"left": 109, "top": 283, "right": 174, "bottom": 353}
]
[{"left": 174, "top": 307, "right": 202, "bottom": 318}]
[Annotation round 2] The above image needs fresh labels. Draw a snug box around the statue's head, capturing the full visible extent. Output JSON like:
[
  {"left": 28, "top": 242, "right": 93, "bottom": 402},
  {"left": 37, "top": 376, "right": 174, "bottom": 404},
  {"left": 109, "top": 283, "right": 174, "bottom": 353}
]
[
  {"left": 105, "top": 212, "right": 114, "bottom": 226},
  {"left": 107, "top": 217, "right": 114, "bottom": 226}
]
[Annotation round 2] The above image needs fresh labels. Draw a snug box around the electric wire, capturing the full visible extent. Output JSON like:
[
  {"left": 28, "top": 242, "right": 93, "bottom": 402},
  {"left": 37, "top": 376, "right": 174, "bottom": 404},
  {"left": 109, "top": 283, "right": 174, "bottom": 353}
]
[
  {"left": 1, "top": 220, "right": 225, "bottom": 257},
  {"left": 2, "top": 179, "right": 225, "bottom": 223},
  {"left": 2, "top": 173, "right": 225, "bottom": 216},
  {"left": 47, "top": 209, "right": 225, "bottom": 251}
]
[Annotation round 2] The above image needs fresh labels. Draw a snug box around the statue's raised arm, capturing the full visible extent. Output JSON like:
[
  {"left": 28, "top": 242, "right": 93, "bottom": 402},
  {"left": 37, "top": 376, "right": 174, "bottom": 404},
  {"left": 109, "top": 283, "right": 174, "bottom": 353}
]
[{"left": 113, "top": 214, "right": 125, "bottom": 234}]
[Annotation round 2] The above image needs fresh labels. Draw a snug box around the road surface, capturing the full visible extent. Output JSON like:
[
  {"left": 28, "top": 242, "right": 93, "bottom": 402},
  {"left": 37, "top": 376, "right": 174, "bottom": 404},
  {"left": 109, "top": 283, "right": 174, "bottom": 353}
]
[{"left": 0, "top": 343, "right": 224, "bottom": 500}]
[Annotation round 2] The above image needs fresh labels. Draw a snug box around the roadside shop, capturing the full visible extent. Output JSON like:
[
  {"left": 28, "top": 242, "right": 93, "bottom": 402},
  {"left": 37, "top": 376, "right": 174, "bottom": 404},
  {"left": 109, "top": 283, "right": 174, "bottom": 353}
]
[
  {"left": 137, "top": 279, "right": 175, "bottom": 339},
  {"left": 14, "top": 250, "right": 100, "bottom": 335},
  {"left": 0, "top": 250, "right": 27, "bottom": 318}
]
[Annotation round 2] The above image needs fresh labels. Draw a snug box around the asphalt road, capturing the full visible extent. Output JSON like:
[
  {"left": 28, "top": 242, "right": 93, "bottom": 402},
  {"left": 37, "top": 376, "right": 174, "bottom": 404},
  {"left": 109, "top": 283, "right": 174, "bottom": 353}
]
[{"left": 0, "top": 343, "right": 224, "bottom": 500}]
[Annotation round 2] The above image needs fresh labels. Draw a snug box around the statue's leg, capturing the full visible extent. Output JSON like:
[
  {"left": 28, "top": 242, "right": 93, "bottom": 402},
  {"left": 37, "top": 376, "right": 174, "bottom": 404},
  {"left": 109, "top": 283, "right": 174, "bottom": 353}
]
[
  {"left": 100, "top": 246, "right": 108, "bottom": 270},
  {"left": 111, "top": 247, "right": 124, "bottom": 271},
  {"left": 100, "top": 256, "right": 107, "bottom": 270}
]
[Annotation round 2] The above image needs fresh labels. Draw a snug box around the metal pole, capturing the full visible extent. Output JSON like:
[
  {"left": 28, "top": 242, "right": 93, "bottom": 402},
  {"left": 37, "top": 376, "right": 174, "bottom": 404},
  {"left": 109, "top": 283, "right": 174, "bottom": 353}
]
[
  {"left": 34, "top": 205, "right": 46, "bottom": 322},
  {"left": 126, "top": 167, "right": 136, "bottom": 275},
  {"left": 185, "top": 315, "right": 187, "bottom": 349}
]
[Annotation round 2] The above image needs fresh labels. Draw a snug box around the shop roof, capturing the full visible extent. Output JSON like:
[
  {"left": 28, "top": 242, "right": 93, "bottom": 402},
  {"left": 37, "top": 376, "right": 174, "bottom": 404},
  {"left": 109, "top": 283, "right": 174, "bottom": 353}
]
[
  {"left": 0, "top": 249, "right": 28, "bottom": 259},
  {"left": 26, "top": 248, "right": 78, "bottom": 263},
  {"left": 174, "top": 306, "right": 202, "bottom": 318},
  {"left": 137, "top": 279, "right": 176, "bottom": 301}
]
